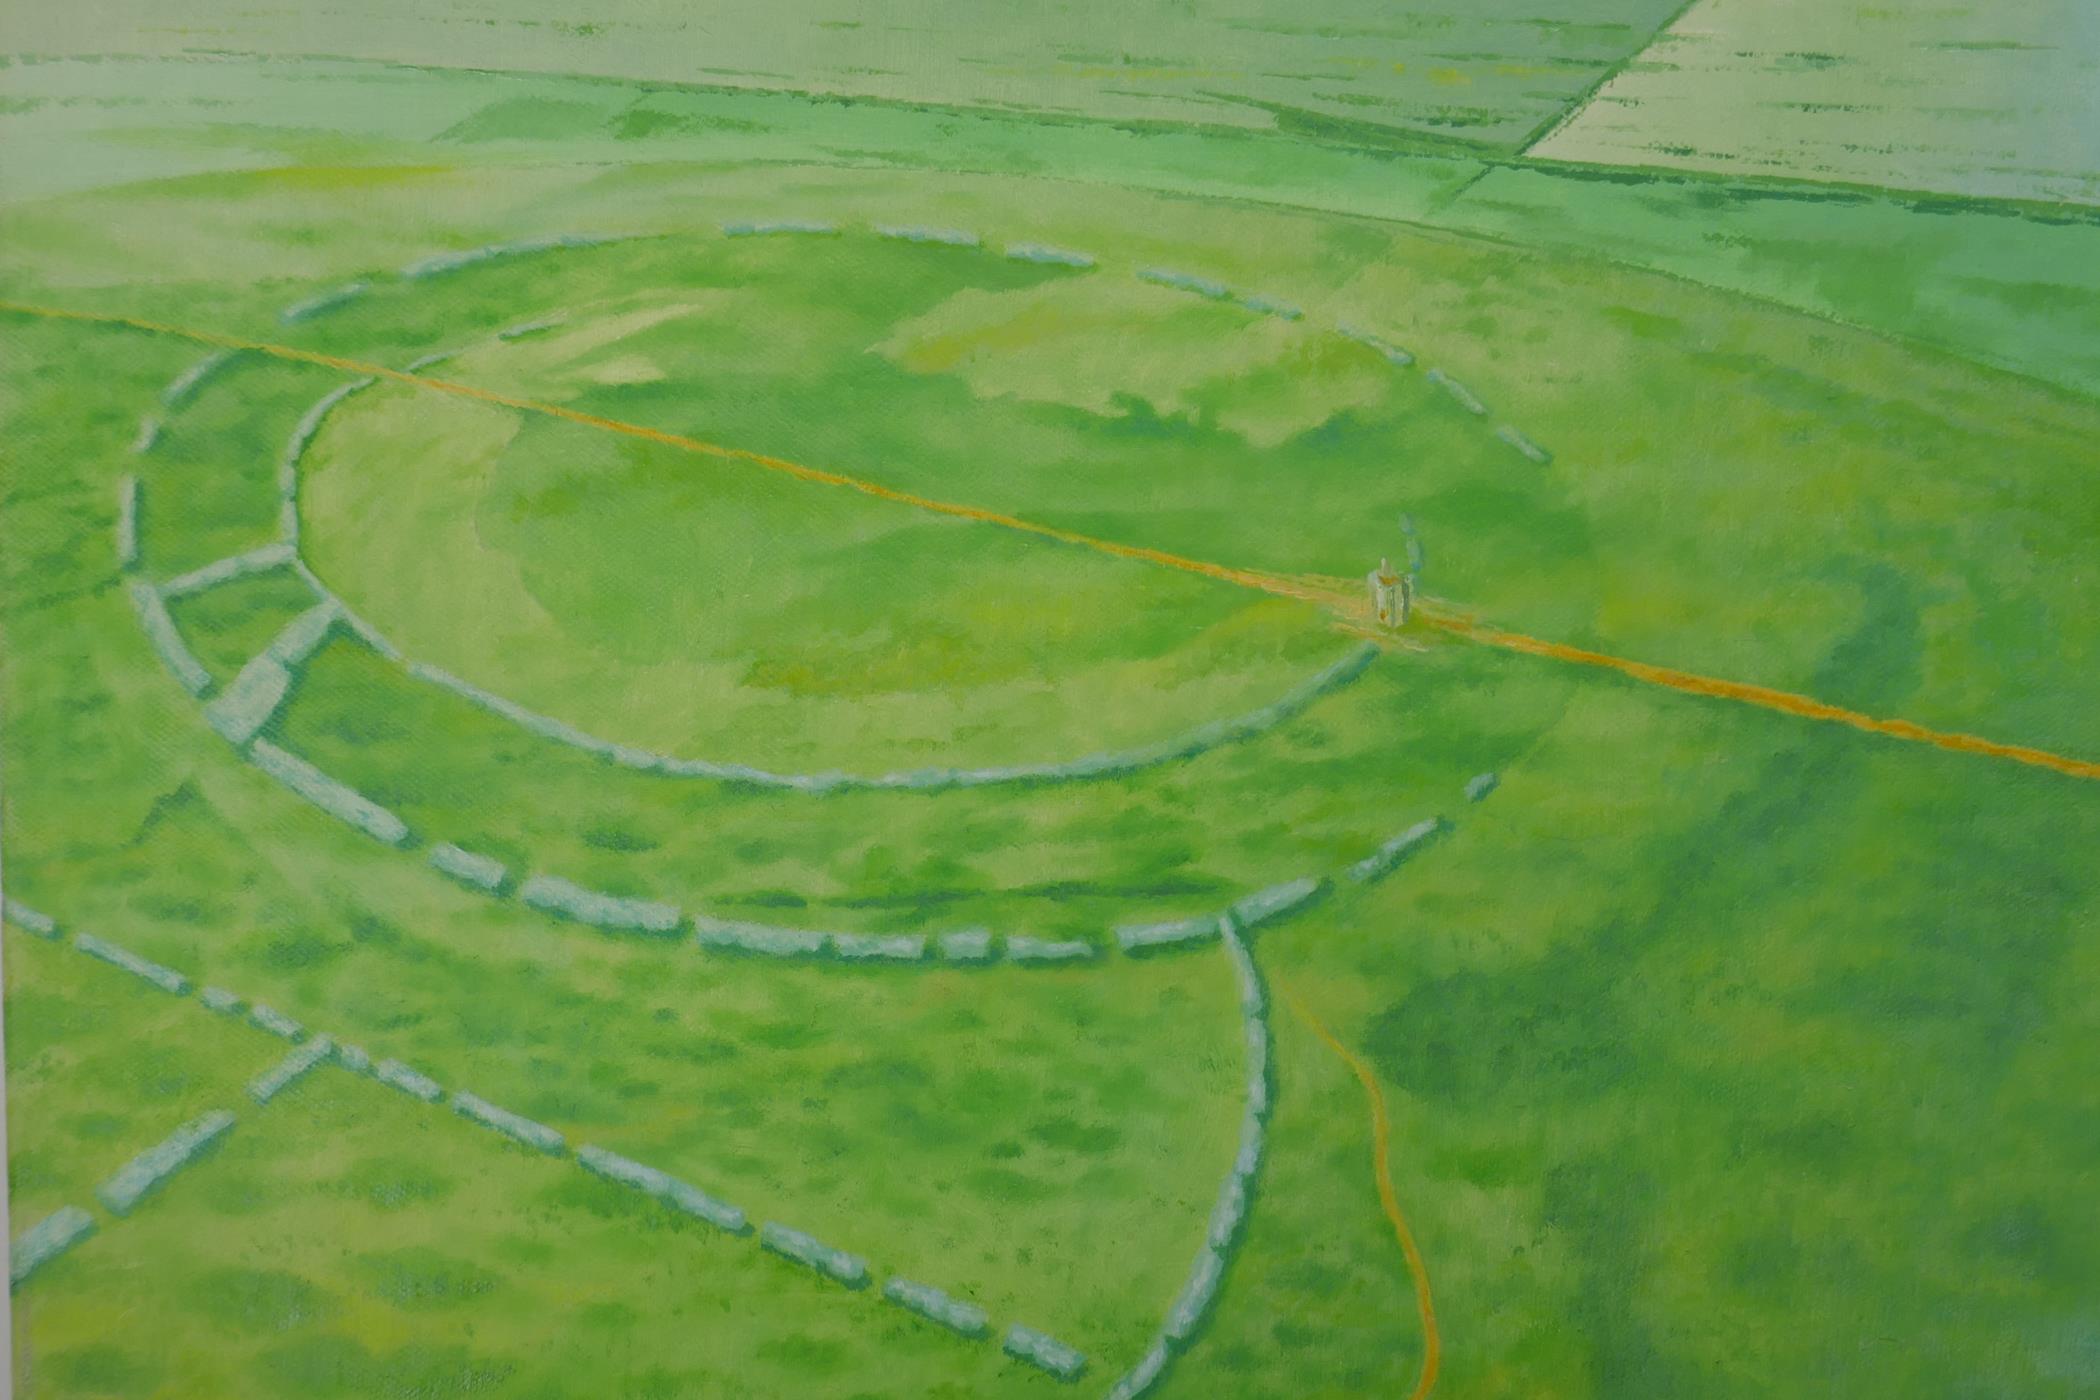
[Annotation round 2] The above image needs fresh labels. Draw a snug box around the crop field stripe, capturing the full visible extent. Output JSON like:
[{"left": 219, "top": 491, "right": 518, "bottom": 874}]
[
  {"left": 11, "top": 297, "right": 2100, "bottom": 787},
  {"left": 1279, "top": 982, "right": 1440, "bottom": 1400}
]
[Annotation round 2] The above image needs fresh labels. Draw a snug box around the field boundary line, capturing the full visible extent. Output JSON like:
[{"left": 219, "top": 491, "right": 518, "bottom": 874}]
[{"left": 1516, "top": 0, "right": 1709, "bottom": 155}]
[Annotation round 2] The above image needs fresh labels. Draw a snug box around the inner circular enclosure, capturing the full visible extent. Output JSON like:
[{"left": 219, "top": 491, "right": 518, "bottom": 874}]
[{"left": 297, "top": 229, "right": 1500, "bottom": 771}]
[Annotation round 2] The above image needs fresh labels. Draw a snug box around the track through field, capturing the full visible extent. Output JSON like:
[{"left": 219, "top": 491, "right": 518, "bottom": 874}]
[
  {"left": 9, "top": 296, "right": 2100, "bottom": 787},
  {"left": 1281, "top": 981, "right": 1441, "bottom": 1400}
]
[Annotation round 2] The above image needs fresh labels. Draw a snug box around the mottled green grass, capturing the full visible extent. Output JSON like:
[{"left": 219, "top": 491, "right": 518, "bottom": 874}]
[
  {"left": 4, "top": 49, "right": 2099, "bottom": 1400},
  {"left": 2, "top": 929, "right": 277, "bottom": 1226}
]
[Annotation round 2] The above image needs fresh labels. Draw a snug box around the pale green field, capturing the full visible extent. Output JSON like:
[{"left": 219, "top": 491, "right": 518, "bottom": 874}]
[
  {"left": 5, "top": 0, "right": 1690, "bottom": 149},
  {"left": 1531, "top": 0, "right": 2100, "bottom": 204}
]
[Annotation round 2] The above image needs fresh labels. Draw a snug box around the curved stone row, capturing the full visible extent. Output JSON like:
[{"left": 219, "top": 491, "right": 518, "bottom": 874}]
[
  {"left": 1091, "top": 793, "right": 1484, "bottom": 1396},
  {"left": 1101, "top": 913, "right": 1270, "bottom": 1400},
  {"left": 109, "top": 518, "right": 1418, "bottom": 976},
  {"left": 113, "top": 516, "right": 1482, "bottom": 978},
  {"left": 278, "top": 304, "right": 1384, "bottom": 792},
  {"left": 232, "top": 267, "right": 1388, "bottom": 794},
  {"left": 1135, "top": 272, "right": 1549, "bottom": 466},
  {"left": 117, "top": 229, "right": 1501, "bottom": 979},
  {"left": 279, "top": 280, "right": 369, "bottom": 324},
  {"left": 145, "top": 217, "right": 1551, "bottom": 796},
  {"left": 400, "top": 644, "right": 1378, "bottom": 794},
  {"left": 398, "top": 232, "right": 614, "bottom": 282}
]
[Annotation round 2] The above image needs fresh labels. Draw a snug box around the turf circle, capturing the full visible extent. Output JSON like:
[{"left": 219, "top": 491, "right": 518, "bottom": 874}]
[
  {"left": 121, "top": 219, "right": 1543, "bottom": 962},
  {"left": 151, "top": 220, "right": 1554, "bottom": 776},
  {"left": 302, "top": 224, "right": 1371, "bottom": 776}
]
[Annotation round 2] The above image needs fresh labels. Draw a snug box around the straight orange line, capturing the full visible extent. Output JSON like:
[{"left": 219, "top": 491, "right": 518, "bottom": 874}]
[
  {"left": 10, "top": 296, "right": 2099, "bottom": 785},
  {"left": 1280, "top": 981, "right": 1441, "bottom": 1400},
  {"left": 0, "top": 297, "right": 1336, "bottom": 609},
  {"left": 1420, "top": 609, "right": 2100, "bottom": 782}
]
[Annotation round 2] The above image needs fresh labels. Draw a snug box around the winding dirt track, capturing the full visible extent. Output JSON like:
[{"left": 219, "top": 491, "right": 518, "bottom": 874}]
[
  {"left": 10, "top": 296, "right": 2100, "bottom": 785},
  {"left": 1280, "top": 982, "right": 1441, "bottom": 1400}
]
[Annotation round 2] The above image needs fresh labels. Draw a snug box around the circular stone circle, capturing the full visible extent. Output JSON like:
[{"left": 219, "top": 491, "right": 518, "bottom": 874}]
[
  {"left": 253, "top": 220, "right": 1526, "bottom": 785},
  {"left": 124, "top": 214, "right": 1518, "bottom": 969}
]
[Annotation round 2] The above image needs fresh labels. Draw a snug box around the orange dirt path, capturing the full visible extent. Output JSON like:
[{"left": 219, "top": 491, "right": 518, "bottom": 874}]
[
  {"left": 10, "top": 297, "right": 2098, "bottom": 785},
  {"left": 1418, "top": 608, "right": 2100, "bottom": 782},
  {"left": 1280, "top": 982, "right": 1441, "bottom": 1400}
]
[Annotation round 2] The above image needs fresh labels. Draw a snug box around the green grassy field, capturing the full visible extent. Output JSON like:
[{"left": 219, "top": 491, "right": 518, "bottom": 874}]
[{"left": 5, "top": 11, "right": 2099, "bottom": 1400}]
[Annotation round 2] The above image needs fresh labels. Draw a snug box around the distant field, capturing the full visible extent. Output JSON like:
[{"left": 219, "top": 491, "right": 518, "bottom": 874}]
[
  {"left": 5, "top": 53, "right": 2098, "bottom": 413},
  {"left": 1530, "top": 0, "right": 2100, "bottom": 204},
  {"left": 3, "top": 0, "right": 1691, "bottom": 150}
]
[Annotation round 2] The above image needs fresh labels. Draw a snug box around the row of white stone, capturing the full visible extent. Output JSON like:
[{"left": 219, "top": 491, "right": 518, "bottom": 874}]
[
  {"left": 8, "top": 1205, "right": 96, "bottom": 1289},
  {"left": 117, "top": 520, "right": 415, "bottom": 848},
  {"left": 128, "top": 229, "right": 624, "bottom": 460},
  {"left": 118, "top": 519, "right": 1495, "bottom": 986},
  {"left": 0, "top": 896, "right": 1088, "bottom": 1377},
  {"left": 118, "top": 474, "right": 1501, "bottom": 1003},
  {"left": 3, "top": 900, "right": 347, "bottom": 1285},
  {"left": 1097, "top": 771, "right": 1497, "bottom": 1398},
  {"left": 9, "top": 1103, "right": 243, "bottom": 1289},
  {"left": 1125, "top": 266, "right": 1550, "bottom": 466},
  {"left": 121, "top": 241, "right": 1497, "bottom": 983},
  {"left": 401, "top": 642, "right": 1379, "bottom": 795},
  {"left": 118, "top": 440, "right": 1395, "bottom": 977},
  {"left": 116, "top": 546, "right": 1393, "bottom": 979},
  {"left": 1103, "top": 914, "right": 1272, "bottom": 1400},
  {"left": 213, "top": 310, "right": 1383, "bottom": 796},
  {"left": 134, "top": 223, "right": 1444, "bottom": 806},
  {"left": 720, "top": 216, "right": 1557, "bottom": 463}
]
